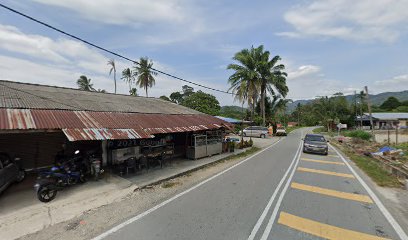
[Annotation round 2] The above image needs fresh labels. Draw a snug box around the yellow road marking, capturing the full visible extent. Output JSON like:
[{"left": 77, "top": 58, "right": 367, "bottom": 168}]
[
  {"left": 297, "top": 167, "right": 355, "bottom": 178},
  {"left": 301, "top": 158, "right": 345, "bottom": 165},
  {"left": 278, "top": 212, "right": 391, "bottom": 240},
  {"left": 328, "top": 154, "right": 340, "bottom": 158},
  {"left": 291, "top": 182, "right": 373, "bottom": 203}
]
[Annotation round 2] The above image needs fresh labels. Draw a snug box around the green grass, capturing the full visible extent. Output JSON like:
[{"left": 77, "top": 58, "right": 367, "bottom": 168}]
[
  {"left": 332, "top": 143, "right": 401, "bottom": 187},
  {"left": 395, "top": 142, "right": 408, "bottom": 153},
  {"left": 312, "top": 127, "right": 326, "bottom": 134},
  {"left": 343, "top": 130, "right": 372, "bottom": 141},
  {"left": 161, "top": 181, "right": 180, "bottom": 188},
  {"left": 286, "top": 126, "right": 301, "bottom": 134},
  {"left": 221, "top": 147, "right": 260, "bottom": 161}
]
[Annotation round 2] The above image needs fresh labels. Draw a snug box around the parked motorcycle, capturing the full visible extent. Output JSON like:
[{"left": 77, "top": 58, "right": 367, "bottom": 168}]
[{"left": 34, "top": 150, "right": 86, "bottom": 202}]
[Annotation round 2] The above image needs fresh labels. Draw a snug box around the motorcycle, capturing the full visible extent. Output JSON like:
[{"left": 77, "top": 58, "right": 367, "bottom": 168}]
[{"left": 34, "top": 150, "right": 86, "bottom": 202}]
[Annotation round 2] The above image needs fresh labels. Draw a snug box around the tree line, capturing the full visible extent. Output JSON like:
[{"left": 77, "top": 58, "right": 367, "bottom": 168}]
[
  {"left": 159, "top": 85, "right": 221, "bottom": 116},
  {"left": 289, "top": 94, "right": 408, "bottom": 131},
  {"left": 74, "top": 45, "right": 290, "bottom": 121},
  {"left": 76, "top": 57, "right": 157, "bottom": 97}
]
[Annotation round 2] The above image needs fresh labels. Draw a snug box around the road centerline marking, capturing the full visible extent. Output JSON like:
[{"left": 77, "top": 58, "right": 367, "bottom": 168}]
[
  {"left": 259, "top": 135, "right": 304, "bottom": 240},
  {"left": 328, "top": 154, "right": 340, "bottom": 158},
  {"left": 297, "top": 167, "right": 355, "bottom": 178},
  {"left": 291, "top": 182, "right": 373, "bottom": 203},
  {"left": 247, "top": 132, "right": 304, "bottom": 240},
  {"left": 278, "top": 212, "right": 391, "bottom": 240},
  {"left": 301, "top": 158, "right": 345, "bottom": 165}
]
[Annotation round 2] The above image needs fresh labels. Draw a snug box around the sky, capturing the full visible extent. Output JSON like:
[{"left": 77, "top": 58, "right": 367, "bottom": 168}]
[{"left": 0, "top": 0, "right": 407, "bottom": 105}]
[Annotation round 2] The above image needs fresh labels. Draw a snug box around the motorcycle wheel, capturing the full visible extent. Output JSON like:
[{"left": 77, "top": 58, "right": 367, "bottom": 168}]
[{"left": 37, "top": 184, "right": 57, "bottom": 202}]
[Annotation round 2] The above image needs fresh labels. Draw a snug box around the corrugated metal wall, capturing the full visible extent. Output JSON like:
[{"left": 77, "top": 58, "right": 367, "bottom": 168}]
[{"left": 0, "top": 131, "right": 100, "bottom": 169}]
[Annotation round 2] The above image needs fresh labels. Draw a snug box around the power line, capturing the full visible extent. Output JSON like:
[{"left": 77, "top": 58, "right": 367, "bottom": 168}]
[{"left": 0, "top": 3, "right": 234, "bottom": 95}]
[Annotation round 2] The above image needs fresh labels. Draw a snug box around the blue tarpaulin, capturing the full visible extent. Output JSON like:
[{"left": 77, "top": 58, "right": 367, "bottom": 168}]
[{"left": 379, "top": 146, "right": 395, "bottom": 152}]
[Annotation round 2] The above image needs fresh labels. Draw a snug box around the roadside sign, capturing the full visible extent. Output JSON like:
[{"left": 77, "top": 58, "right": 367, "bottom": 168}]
[{"left": 337, "top": 123, "right": 347, "bottom": 129}]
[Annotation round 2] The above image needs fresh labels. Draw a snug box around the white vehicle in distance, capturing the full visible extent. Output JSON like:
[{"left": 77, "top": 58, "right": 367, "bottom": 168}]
[
  {"left": 241, "top": 126, "right": 268, "bottom": 138},
  {"left": 275, "top": 127, "right": 287, "bottom": 136}
]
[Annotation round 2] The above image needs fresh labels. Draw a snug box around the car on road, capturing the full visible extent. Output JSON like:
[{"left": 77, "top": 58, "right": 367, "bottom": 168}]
[
  {"left": 302, "top": 134, "right": 328, "bottom": 155},
  {"left": 241, "top": 126, "right": 268, "bottom": 138},
  {"left": 275, "top": 127, "right": 287, "bottom": 136},
  {"left": 0, "top": 153, "right": 25, "bottom": 195}
]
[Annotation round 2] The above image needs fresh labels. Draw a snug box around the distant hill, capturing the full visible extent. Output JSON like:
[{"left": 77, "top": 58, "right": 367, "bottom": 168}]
[
  {"left": 287, "top": 90, "right": 408, "bottom": 112},
  {"left": 219, "top": 105, "right": 246, "bottom": 119}
]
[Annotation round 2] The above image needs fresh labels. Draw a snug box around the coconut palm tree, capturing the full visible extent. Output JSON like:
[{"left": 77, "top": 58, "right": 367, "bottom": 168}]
[
  {"left": 258, "top": 50, "right": 288, "bottom": 126},
  {"left": 107, "top": 59, "right": 117, "bottom": 94},
  {"left": 76, "top": 75, "right": 95, "bottom": 91},
  {"left": 121, "top": 68, "right": 134, "bottom": 92},
  {"left": 133, "top": 57, "right": 157, "bottom": 97},
  {"left": 227, "top": 47, "right": 261, "bottom": 119}
]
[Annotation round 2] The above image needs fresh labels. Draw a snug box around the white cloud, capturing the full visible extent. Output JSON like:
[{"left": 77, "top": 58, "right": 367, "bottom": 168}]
[
  {"left": 279, "top": 0, "right": 408, "bottom": 42},
  {"left": 288, "top": 65, "right": 321, "bottom": 80},
  {"left": 0, "top": 55, "right": 112, "bottom": 91},
  {"left": 0, "top": 23, "right": 116, "bottom": 75},
  {"left": 0, "top": 23, "right": 194, "bottom": 99},
  {"left": 372, "top": 74, "right": 408, "bottom": 92},
  {"left": 32, "top": 0, "right": 187, "bottom": 25},
  {"left": 375, "top": 74, "right": 408, "bottom": 85}
]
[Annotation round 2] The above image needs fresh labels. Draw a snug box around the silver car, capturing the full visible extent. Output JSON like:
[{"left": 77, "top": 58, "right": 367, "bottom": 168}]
[{"left": 242, "top": 126, "right": 268, "bottom": 138}]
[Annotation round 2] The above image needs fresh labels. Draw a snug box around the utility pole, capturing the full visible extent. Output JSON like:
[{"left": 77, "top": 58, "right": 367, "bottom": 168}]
[
  {"left": 354, "top": 91, "right": 357, "bottom": 129},
  {"left": 364, "top": 86, "right": 374, "bottom": 137}
]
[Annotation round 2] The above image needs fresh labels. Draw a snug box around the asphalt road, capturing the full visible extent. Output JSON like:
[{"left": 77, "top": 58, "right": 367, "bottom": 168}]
[{"left": 93, "top": 128, "right": 407, "bottom": 240}]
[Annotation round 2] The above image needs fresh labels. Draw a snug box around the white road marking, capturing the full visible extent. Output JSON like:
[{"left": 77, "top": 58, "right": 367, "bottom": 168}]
[
  {"left": 91, "top": 138, "right": 283, "bottom": 240},
  {"left": 247, "top": 138, "right": 303, "bottom": 240},
  {"left": 260, "top": 139, "right": 303, "bottom": 240},
  {"left": 330, "top": 144, "right": 408, "bottom": 240}
]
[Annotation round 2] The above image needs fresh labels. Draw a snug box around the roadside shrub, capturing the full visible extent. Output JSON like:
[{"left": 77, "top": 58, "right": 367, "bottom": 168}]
[
  {"left": 344, "top": 130, "right": 372, "bottom": 141},
  {"left": 312, "top": 127, "right": 326, "bottom": 134},
  {"left": 238, "top": 140, "right": 253, "bottom": 149}
]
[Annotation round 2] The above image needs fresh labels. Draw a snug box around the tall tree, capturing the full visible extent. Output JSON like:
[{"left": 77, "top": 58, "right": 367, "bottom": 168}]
[
  {"left": 121, "top": 68, "right": 134, "bottom": 92},
  {"left": 76, "top": 75, "right": 95, "bottom": 91},
  {"left": 258, "top": 48, "right": 288, "bottom": 126},
  {"left": 182, "top": 85, "right": 194, "bottom": 97},
  {"left": 107, "top": 59, "right": 117, "bottom": 94},
  {"left": 181, "top": 91, "right": 220, "bottom": 115},
  {"left": 133, "top": 57, "right": 157, "bottom": 97},
  {"left": 170, "top": 92, "right": 183, "bottom": 104},
  {"left": 227, "top": 46, "right": 261, "bottom": 120}
]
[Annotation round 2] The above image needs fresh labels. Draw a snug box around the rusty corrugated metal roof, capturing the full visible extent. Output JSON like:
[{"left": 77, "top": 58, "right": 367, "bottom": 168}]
[
  {"left": 62, "top": 128, "right": 153, "bottom": 141},
  {"left": 0, "top": 109, "right": 232, "bottom": 141}
]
